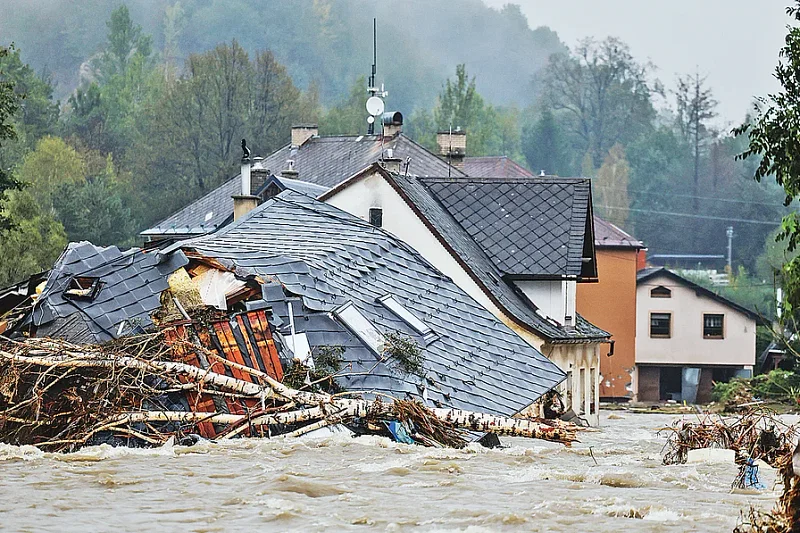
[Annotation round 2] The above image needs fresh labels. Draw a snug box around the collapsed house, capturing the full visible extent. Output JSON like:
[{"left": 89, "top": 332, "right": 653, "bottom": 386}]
[{"left": 0, "top": 191, "right": 572, "bottom": 448}]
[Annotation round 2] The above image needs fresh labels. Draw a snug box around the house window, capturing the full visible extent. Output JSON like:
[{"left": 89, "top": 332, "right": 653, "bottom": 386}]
[
  {"left": 369, "top": 207, "right": 383, "bottom": 228},
  {"left": 333, "top": 301, "right": 384, "bottom": 355},
  {"left": 377, "top": 295, "right": 432, "bottom": 336},
  {"left": 63, "top": 276, "right": 103, "bottom": 301},
  {"left": 650, "top": 286, "right": 671, "bottom": 298},
  {"left": 650, "top": 312, "right": 671, "bottom": 338},
  {"left": 703, "top": 313, "right": 724, "bottom": 339}
]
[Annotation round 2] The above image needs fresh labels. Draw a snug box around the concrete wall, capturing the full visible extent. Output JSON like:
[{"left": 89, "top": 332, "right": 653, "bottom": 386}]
[
  {"left": 636, "top": 272, "right": 756, "bottom": 367},
  {"left": 576, "top": 248, "right": 640, "bottom": 399}
]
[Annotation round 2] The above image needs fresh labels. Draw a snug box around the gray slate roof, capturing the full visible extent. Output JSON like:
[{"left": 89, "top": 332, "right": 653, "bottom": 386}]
[
  {"left": 421, "top": 177, "right": 594, "bottom": 278},
  {"left": 180, "top": 191, "right": 565, "bottom": 416},
  {"left": 32, "top": 242, "right": 188, "bottom": 343},
  {"left": 143, "top": 134, "right": 462, "bottom": 238},
  {"left": 383, "top": 172, "right": 608, "bottom": 343}
]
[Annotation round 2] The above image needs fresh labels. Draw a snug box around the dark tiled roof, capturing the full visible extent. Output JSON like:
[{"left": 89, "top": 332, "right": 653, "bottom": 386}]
[
  {"left": 143, "top": 134, "right": 462, "bottom": 238},
  {"left": 383, "top": 172, "right": 608, "bottom": 343},
  {"left": 181, "top": 191, "right": 565, "bottom": 416},
  {"left": 594, "top": 215, "right": 644, "bottom": 248},
  {"left": 32, "top": 242, "right": 188, "bottom": 343},
  {"left": 463, "top": 156, "right": 535, "bottom": 178},
  {"left": 636, "top": 267, "right": 759, "bottom": 320},
  {"left": 420, "top": 177, "right": 594, "bottom": 278}
]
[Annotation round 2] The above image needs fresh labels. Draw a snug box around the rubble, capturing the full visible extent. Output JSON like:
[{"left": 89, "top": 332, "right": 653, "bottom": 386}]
[{"left": 0, "top": 333, "right": 578, "bottom": 452}]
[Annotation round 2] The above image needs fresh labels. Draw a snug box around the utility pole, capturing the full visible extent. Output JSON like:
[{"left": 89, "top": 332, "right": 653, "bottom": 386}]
[{"left": 726, "top": 226, "right": 734, "bottom": 271}]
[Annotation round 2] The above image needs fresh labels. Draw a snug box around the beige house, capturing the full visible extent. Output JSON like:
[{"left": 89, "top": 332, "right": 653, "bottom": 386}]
[{"left": 635, "top": 268, "right": 757, "bottom": 403}]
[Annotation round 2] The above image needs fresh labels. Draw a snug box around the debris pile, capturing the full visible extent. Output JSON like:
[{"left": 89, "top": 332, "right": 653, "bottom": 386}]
[
  {"left": 734, "top": 444, "right": 800, "bottom": 533},
  {"left": 660, "top": 410, "right": 796, "bottom": 473},
  {"left": 0, "top": 333, "right": 578, "bottom": 452}
]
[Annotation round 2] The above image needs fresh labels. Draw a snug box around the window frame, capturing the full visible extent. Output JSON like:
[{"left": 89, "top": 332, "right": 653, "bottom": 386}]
[
  {"left": 649, "top": 311, "right": 672, "bottom": 339},
  {"left": 650, "top": 285, "right": 671, "bottom": 298},
  {"left": 368, "top": 207, "right": 383, "bottom": 228},
  {"left": 703, "top": 312, "right": 725, "bottom": 339}
]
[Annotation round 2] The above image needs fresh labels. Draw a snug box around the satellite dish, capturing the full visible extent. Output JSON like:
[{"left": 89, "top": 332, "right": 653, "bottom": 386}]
[
  {"left": 366, "top": 96, "right": 385, "bottom": 117},
  {"left": 366, "top": 116, "right": 375, "bottom": 124}
]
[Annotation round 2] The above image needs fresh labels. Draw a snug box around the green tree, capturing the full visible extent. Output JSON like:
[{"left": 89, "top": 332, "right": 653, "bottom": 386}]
[
  {"left": 17, "top": 136, "right": 86, "bottom": 209},
  {"left": 594, "top": 143, "right": 631, "bottom": 228},
  {"left": 542, "top": 38, "right": 657, "bottom": 169},
  {"left": 0, "top": 45, "right": 25, "bottom": 233},
  {"left": 735, "top": 2, "right": 800, "bottom": 311},
  {"left": 0, "top": 190, "right": 67, "bottom": 286},
  {"left": 320, "top": 76, "right": 367, "bottom": 135},
  {"left": 96, "top": 4, "right": 153, "bottom": 81},
  {"left": 675, "top": 72, "right": 718, "bottom": 212},
  {"left": 522, "top": 109, "right": 566, "bottom": 176}
]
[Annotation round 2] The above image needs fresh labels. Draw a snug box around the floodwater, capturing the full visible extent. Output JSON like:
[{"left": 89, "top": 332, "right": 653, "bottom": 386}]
[{"left": 0, "top": 413, "right": 782, "bottom": 532}]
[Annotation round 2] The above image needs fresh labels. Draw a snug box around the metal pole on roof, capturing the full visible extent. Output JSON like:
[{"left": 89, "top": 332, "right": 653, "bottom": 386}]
[{"left": 726, "top": 226, "right": 734, "bottom": 271}]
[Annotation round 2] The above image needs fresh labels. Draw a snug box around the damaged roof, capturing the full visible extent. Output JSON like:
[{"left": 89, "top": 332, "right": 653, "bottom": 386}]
[
  {"left": 178, "top": 191, "right": 566, "bottom": 416},
  {"left": 326, "top": 169, "right": 609, "bottom": 344},
  {"left": 143, "top": 134, "right": 462, "bottom": 239},
  {"left": 31, "top": 242, "right": 188, "bottom": 343},
  {"left": 420, "top": 177, "right": 596, "bottom": 279}
]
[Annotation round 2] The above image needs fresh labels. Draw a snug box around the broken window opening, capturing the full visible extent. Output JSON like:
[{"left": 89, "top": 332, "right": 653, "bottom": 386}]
[
  {"left": 63, "top": 276, "right": 103, "bottom": 301},
  {"left": 378, "top": 294, "right": 433, "bottom": 336},
  {"left": 369, "top": 207, "right": 383, "bottom": 228},
  {"left": 333, "top": 301, "right": 385, "bottom": 355}
]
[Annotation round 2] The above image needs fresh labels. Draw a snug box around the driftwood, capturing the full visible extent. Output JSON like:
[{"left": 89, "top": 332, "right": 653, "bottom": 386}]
[{"left": 0, "top": 335, "right": 578, "bottom": 451}]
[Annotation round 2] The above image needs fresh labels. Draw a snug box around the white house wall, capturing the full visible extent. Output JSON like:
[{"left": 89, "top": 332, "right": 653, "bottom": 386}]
[{"left": 636, "top": 274, "right": 755, "bottom": 367}]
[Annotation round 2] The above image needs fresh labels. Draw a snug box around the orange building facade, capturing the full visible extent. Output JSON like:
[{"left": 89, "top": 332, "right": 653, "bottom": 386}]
[{"left": 577, "top": 217, "right": 645, "bottom": 400}]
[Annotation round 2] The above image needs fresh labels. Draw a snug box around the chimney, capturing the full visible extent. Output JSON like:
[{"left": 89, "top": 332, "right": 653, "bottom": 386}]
[
  {"left": 291, "top": 124, "right": 318, "bottom": 148},
  {"left": 280, "top": 159, "right": 299, "bottom": 180},
  {"left": 436, "top": 130, "right": 466, "bottom": 171},
  {"left": 381, "top": 111, "right": 403, "bottom": 138},
  {"left": 233, "top": 139, "right": 259, "bottom": 220},
  {"left": 250, "top": 157, "right": 270, "bottom": 195},
  {"left": 380, "top": 149, "right": 403, "bottom": 173}
]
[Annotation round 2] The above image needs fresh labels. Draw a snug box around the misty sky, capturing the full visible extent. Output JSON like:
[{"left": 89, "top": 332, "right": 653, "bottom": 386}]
[{"left": 485, "top": 0, "right": 792, "bottom": 126}]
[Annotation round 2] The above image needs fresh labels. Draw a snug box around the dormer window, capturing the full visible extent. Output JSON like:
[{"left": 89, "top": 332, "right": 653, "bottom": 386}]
[
  {"left": 369, "top": 207, "right": 383, "bottom": 228},
  {"left": 651, "top": 286, "right": 671, "bottom": 298}
]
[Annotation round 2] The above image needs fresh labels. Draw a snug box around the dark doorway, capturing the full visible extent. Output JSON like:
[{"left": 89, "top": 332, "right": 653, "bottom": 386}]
[{"left": 659, "top": 366, "right": 682, "bottom": 401}]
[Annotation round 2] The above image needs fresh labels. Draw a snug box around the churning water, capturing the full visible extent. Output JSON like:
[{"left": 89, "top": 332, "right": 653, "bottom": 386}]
[{"left": 0, "top": 413, "right": 781, "bottom": 532}]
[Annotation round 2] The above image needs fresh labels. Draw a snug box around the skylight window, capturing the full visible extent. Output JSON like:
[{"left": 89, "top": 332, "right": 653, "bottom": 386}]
[
  {"left": 378, "top": 295, "right": 432, "bottom": 336},
  {"left": 63, "top": 276, "right": 103, "bottom": 301},
  {"left": 333, "top": 301, "right": 384, "bottom": 354}
]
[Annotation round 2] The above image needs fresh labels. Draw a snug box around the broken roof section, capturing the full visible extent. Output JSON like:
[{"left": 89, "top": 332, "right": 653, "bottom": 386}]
[
  {"left": 421, "top": 177, "right": 597, "bottom": 280},
  {"left": 177, "top": 191, "right": 565, "bottom": 415},
  {"left": 31, "top": 242, "right": 188, "bottom": 343},
  {"left": 344, "top": 169, "right": 608, "bottom": 343},
  {"left": 143, "top": 134, "right": 461, "bottom": 240}
]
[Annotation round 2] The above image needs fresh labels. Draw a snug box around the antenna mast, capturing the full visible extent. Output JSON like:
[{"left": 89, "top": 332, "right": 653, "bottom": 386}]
[{"left": 368, "top": 18, "right": 377, "bottom": 134}]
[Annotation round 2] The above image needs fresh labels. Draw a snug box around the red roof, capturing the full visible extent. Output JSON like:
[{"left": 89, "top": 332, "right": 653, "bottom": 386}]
[
  {"left": 463, "top": 156, "right": 535, "bottom": 178},
  {"left": 593, "top": 216, "right": 644, "bottom": 248}
]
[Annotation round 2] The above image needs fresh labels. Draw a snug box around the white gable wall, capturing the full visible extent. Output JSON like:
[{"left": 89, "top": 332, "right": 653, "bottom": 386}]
[
  {"left": 636, "top": 273, "right": 755, "bottom": 367},
  {"left": 515, "top": 280, "right": 577, "bottom": 327}
]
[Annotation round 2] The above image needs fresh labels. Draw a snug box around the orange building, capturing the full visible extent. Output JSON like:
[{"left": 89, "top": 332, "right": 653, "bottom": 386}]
[{"left": 577, "top": 217, "right": 646, "bottom": 400}]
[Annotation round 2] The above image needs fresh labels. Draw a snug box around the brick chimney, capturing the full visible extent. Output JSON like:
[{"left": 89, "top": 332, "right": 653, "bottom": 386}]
[
  {"left": 436, "top": 130, "right": 466, "bottom": 171},
  {"left": 232, "top": 153, "right": 258, "bottom": 221},
  {"left": 250, "top": 157, "right": 271, "bottom": 195},
  {"left": 291, "top": 124, "right": 317, "bottom": 148},
  {"left": 382, "top": 111, "right": 403, "bottom": 138}
]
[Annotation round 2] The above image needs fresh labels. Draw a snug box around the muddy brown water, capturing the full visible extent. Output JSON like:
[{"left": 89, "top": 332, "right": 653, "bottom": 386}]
[{"left": 0, "top": 413, "right": 783, "bottom": 532}]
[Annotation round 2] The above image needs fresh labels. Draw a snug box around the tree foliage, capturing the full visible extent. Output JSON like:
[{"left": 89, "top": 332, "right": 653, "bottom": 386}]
[
  {"left": 735, "top": 2, "right": 800, "bottom": 311},
  {"left": 594, "top": 143, "right": 630, "bottom": 228}
]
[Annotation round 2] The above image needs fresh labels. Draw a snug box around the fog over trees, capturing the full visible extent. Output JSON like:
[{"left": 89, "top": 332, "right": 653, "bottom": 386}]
[{"left": 0, "top": 1, "right": 791, "bottom": 314}]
